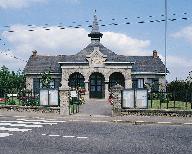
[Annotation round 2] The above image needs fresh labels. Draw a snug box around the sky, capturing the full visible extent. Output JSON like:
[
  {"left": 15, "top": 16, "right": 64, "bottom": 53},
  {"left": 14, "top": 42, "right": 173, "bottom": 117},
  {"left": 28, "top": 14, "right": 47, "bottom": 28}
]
[{"left": 0, "top": 0, "right": 192, "bottom": 81}]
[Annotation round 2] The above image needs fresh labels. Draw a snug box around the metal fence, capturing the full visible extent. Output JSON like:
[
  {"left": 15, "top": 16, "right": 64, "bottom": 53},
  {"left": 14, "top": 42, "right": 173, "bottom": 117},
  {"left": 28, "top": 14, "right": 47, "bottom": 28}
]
[
  {"left": 0, "top": 90, "right": 39, "bottom": 106},
  {"left": 149, "top": 91, "right": 192, "bottom": 110}
]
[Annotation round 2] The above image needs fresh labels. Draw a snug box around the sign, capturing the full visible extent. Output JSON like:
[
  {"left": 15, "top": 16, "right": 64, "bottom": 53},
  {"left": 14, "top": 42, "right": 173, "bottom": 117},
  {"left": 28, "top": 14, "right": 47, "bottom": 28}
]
[
  {"left": 121, "top": 89, "right": 148, "bottom": 109},
  {"left": 135, "top": 89, "right": 148, "bottom": 108},
  {"left": 70, "top": 90, "right": 77, "bottom": 98},
  {"left": 40, "top": 89, "right": 48, "bottom": 105},
  {"left": 40, "top": 89, "right": 59, "bottom": 106},
  {"left": 49, "top": 90, "right": 58, "bottom": 106},
  {"left": 122, "top": 89, "right": 134, "bottom": 108}
]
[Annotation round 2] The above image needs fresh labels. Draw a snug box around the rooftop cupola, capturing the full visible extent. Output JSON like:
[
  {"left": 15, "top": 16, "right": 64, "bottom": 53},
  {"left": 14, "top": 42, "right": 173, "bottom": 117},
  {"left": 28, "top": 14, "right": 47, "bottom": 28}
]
[{"left": 88, "top": 10, "right": 103, "bottom": 43}]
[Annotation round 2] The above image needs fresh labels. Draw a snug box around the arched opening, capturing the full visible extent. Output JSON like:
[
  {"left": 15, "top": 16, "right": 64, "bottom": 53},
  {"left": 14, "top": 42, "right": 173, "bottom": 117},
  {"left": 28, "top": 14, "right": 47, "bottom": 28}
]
[
  {"left": 68, "top": 72, "right": 85, "bottom": 89},
  {"left": 89, "top": 72, "right": 105, "bottom": 99},
  {"left": 109, "top": 72, "right": 125, "bottom": 89}
]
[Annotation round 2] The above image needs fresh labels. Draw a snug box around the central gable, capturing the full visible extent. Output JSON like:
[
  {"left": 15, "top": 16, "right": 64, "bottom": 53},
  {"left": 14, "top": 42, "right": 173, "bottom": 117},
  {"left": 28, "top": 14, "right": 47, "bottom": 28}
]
[{"left": 86, "top": 47, "right": 107, "bottom": 67}]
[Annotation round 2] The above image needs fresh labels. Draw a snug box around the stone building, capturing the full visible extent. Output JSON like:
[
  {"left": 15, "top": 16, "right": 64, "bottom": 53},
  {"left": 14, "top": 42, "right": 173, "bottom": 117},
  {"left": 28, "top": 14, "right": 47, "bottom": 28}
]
[{"left": 24, "top": 14, "right": 167, "bottom": 100}]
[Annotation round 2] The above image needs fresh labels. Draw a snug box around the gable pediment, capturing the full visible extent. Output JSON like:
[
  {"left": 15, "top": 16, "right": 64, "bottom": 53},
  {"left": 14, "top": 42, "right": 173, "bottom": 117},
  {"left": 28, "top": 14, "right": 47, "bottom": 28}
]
[{"left": 86, "top": 47, "right": 107, "bottom": 67}]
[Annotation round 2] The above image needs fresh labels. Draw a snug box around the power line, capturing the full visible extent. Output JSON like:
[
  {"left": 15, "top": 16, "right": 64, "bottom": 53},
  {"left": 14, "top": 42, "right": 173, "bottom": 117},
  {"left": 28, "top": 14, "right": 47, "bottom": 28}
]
[{"left": 0, "top": 12, "right": 190, "bottom": 33}]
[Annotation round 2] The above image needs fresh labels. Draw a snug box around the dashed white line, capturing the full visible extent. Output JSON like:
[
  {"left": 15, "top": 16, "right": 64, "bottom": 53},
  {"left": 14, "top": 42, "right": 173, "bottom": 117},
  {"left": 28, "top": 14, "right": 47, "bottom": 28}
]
[
  {"left": 63, "top": 136, "right": 75, "bottom": 138},
  {"left": 48, "top": 134, "right": 60, "bottom": 137},
  {"left": 184, "top": 123, "right": 192, "bottom": 125},
  {"left": 42, "top": 134, "right": 46, "bottom": 136},
  {"left": 91, "top": 120, "right": 108, "bottom": 123},
  {"left": 13, "top": 116, "right": 26, "bottom": 118},
  {"left": 17, "top": 119, "right": 66, "bottom": 123},
  {"left": 136, "top": 121, "right": 145, "bottom": 123},
  {"left": 76, "top": 137, "right": 88, "bottom": 139},
  {"left": 157, "top": 122, "right": 172, "bottom": 124}
]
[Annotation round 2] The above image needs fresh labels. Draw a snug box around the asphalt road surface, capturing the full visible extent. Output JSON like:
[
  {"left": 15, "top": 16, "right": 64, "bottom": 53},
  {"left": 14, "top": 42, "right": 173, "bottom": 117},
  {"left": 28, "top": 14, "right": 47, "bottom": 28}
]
[{"left": 0, "top": 115, "right": 192, "bottom": 154}]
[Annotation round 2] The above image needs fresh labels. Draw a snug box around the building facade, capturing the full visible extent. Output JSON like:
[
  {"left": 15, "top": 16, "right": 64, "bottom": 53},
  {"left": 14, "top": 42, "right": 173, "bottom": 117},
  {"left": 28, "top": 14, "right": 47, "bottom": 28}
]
[{"left": 24, "top": 14, "right": 167, "bottom": 100}]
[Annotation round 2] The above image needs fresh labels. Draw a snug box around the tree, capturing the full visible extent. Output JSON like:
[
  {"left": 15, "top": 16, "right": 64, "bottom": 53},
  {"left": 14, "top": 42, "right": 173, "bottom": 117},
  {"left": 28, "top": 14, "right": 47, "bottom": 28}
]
[
  {"left": 0, "top": 66, "right": 25, "bottom": 96},
  {"left": 41, "top": 71, "right": 52, "bottom": 88}
]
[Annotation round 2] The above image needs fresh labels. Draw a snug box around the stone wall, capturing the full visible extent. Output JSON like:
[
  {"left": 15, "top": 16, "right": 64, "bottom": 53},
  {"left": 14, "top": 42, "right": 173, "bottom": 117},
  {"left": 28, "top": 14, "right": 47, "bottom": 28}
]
[{"left": 0, "top": 105, "right": 60, "bottom": 114}]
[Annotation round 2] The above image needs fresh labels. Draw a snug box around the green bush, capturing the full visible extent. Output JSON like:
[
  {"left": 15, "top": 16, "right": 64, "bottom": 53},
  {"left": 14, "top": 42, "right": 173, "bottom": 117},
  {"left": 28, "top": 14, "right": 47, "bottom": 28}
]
[{"left": 7, "top": 100, "right": 16, "bottom": 105}]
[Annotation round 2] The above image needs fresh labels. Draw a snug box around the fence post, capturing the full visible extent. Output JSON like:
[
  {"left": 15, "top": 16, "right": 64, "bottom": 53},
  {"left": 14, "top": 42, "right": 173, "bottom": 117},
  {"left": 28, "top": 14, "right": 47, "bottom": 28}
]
[
  {"left": 190, "top": 93, "right": 192, "bottom": 110},
  {"left": 59, "top": 87, "right": 70, "bottom": 116},
  {"left": 173, "top": 91, "right": 176, "bottom": 109},
  {"left": 185, "top": 91, "right": 188, "bottom": 110},
  {"left": 150, "top": 92, "right": 153, "bottom": 108}
]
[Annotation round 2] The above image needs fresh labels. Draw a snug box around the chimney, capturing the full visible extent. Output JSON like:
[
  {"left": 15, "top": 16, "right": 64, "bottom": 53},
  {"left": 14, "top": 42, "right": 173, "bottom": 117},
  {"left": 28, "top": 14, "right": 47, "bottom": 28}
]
[
  {"left": 153, "top": 50, "right": 158, "bottom": 58},
  {"left": 32, "top": 50, "right": 37, "bottom": 58}
]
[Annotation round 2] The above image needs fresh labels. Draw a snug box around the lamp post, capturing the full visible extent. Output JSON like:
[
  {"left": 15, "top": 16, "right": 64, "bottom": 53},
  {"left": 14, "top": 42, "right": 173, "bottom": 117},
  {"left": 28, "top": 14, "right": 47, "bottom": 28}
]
[{"left": 164, "top": 0, "right": 167, "bottom": 92}]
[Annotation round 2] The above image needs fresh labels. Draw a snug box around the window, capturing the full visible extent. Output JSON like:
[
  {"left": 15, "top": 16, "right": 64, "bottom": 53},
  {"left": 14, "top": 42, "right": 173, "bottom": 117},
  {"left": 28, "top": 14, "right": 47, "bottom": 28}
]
[
  {"left": 40, "top": 79, "right": 55, "bottom": 89},
  {"left": 132, "top": 78, "right": 144, "bottom": 89},
  {"left": 138, "top": 78, "right": 144, "bottom": 88}
]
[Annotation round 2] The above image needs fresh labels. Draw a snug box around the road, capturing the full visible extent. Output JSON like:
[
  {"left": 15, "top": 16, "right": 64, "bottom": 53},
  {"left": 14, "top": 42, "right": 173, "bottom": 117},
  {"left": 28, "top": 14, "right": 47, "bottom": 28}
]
[{"left": 0, "top": 115, "right": 192, "bottom": 154}]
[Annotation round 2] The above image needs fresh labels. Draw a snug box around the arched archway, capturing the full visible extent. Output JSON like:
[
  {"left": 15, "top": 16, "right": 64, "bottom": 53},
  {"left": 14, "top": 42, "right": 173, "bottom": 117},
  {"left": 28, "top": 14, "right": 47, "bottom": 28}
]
[
  {"left": 109, "top": 72, "right": 125, "bottom": 89},
  {"left": 68, "top": 72, "right": 85, "bottom": 89},
  {"left": 89, "top": 72, "right": 105, "bottom": 99}
]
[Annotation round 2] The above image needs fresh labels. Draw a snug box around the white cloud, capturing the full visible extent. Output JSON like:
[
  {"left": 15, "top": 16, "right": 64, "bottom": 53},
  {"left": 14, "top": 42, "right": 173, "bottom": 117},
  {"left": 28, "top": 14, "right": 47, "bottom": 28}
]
[
  {"left": 0, "top": 0, "right": 46, "bottom": 9},
  {"left": 159, "top": 54, "right": 192, "bottom": 81},
  {"left": 172, "top": 25, "right": 192, "bottom": 44},
  {"left": 102, "top": 32, "right": 151, "bottom": 55},
  {"left": 2, "top": 24, "right": 150, "bottom": 57}
]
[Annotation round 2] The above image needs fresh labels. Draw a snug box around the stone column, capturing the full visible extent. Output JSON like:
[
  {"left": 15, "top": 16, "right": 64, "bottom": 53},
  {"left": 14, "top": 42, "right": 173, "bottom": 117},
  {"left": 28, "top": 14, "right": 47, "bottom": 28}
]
[
  {"left": 26, "top": 76, "right": 33, "bottom": 91},
  {"left": 84, "top": 80, "right": 89, "bottom": 101},
  {"left": 125, "top": 78, "right": 132, "bottom": 89},
  {"left": 59, "top": 87, "right": 70, "bottom": 116},
  {"left": 159, "top": 76, "right": 166, "bottom": 91},
  {"left": 105, "top": 81, "right": 109, "bottom": 100}
]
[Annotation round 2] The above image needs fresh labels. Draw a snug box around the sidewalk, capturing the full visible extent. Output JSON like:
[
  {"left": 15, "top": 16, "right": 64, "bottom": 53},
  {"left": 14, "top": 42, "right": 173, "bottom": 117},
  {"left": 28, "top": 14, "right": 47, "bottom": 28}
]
[
  {"left": 1, "top": 110, "right": 192, "bottom": 126},
  {"left": 0, "top": 98, "right": 192, "bottom": 126}
]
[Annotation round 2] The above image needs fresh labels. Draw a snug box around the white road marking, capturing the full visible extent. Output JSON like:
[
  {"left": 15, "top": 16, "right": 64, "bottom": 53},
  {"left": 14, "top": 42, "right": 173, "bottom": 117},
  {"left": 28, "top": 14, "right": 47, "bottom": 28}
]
[
  {"left": 113, "top": 120, "right": 123, "bottom": 122},
  {"left": 48, "top": 134, "right": 60, "bottom": 137},
  {"left": 42, "top": 134, "right": 46, "bottom": 136},
  {"left": 91, "top": 120, "right": 108, "bottom": 123},
  {"left": 0, "top": 133, "right": 13, "bottom": 137},
  {"left": 77, "top": 137, "right": 88, "bottom": 139},
  {"left": 184, "top": 123, "right": 192, "bottom": 125},
  {"left": 136, "top": 121, "right": 145, "bottom": 123},
  {"left": 17, "top": 119, "right": 66, "bottom": 123},
  {"left": 157, "top": 122, "right": 172, "bottom": 124},
  {"left": 0, "top": 127, "right": 31, "bottom": 132},
  {"left": 63, "top": 136, "right": 75, "bottom": 138},
  {"left": 0, "top": 123, "right": 42, "bottom": 128},
  {"left": 13, "top": 116, "right": 26, "bottom": 118},
  {"left": 0, "top": 121, "right": 56, "bottom": 125}
]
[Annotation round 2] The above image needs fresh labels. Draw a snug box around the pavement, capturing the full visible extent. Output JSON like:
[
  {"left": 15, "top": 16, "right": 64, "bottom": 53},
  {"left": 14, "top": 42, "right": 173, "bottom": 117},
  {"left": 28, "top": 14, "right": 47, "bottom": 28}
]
[
  {"left": 1, "top": 99, "right": 192, "bottom": 153},
  {"left": 0, "top": 99, "right": 192, "bottom": 126}
]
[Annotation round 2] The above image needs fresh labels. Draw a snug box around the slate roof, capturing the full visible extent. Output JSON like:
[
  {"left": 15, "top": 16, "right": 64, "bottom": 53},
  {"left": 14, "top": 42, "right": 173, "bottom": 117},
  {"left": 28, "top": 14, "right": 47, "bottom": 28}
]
[{"left": 24, "top": 41, "right": 167, "bottom": 74}]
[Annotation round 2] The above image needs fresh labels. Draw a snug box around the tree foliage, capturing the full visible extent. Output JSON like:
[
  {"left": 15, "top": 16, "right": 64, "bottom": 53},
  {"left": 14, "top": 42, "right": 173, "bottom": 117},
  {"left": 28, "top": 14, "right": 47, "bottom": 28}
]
[
  {"left": 0, "top": 66, "right": 25, "bottom": 96},
  {"left": 41, "top": 70, "right": 52, "bottom": 88},
  {"left": 167, "top": 80, "right": 192, "bottom": 101}
]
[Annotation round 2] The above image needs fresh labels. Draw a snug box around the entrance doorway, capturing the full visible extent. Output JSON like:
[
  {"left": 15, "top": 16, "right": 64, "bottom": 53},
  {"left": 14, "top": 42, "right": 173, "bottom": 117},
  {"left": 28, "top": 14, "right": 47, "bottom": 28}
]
[{"left": 89, "top": 72, "right": 105, "bottom": 99}]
